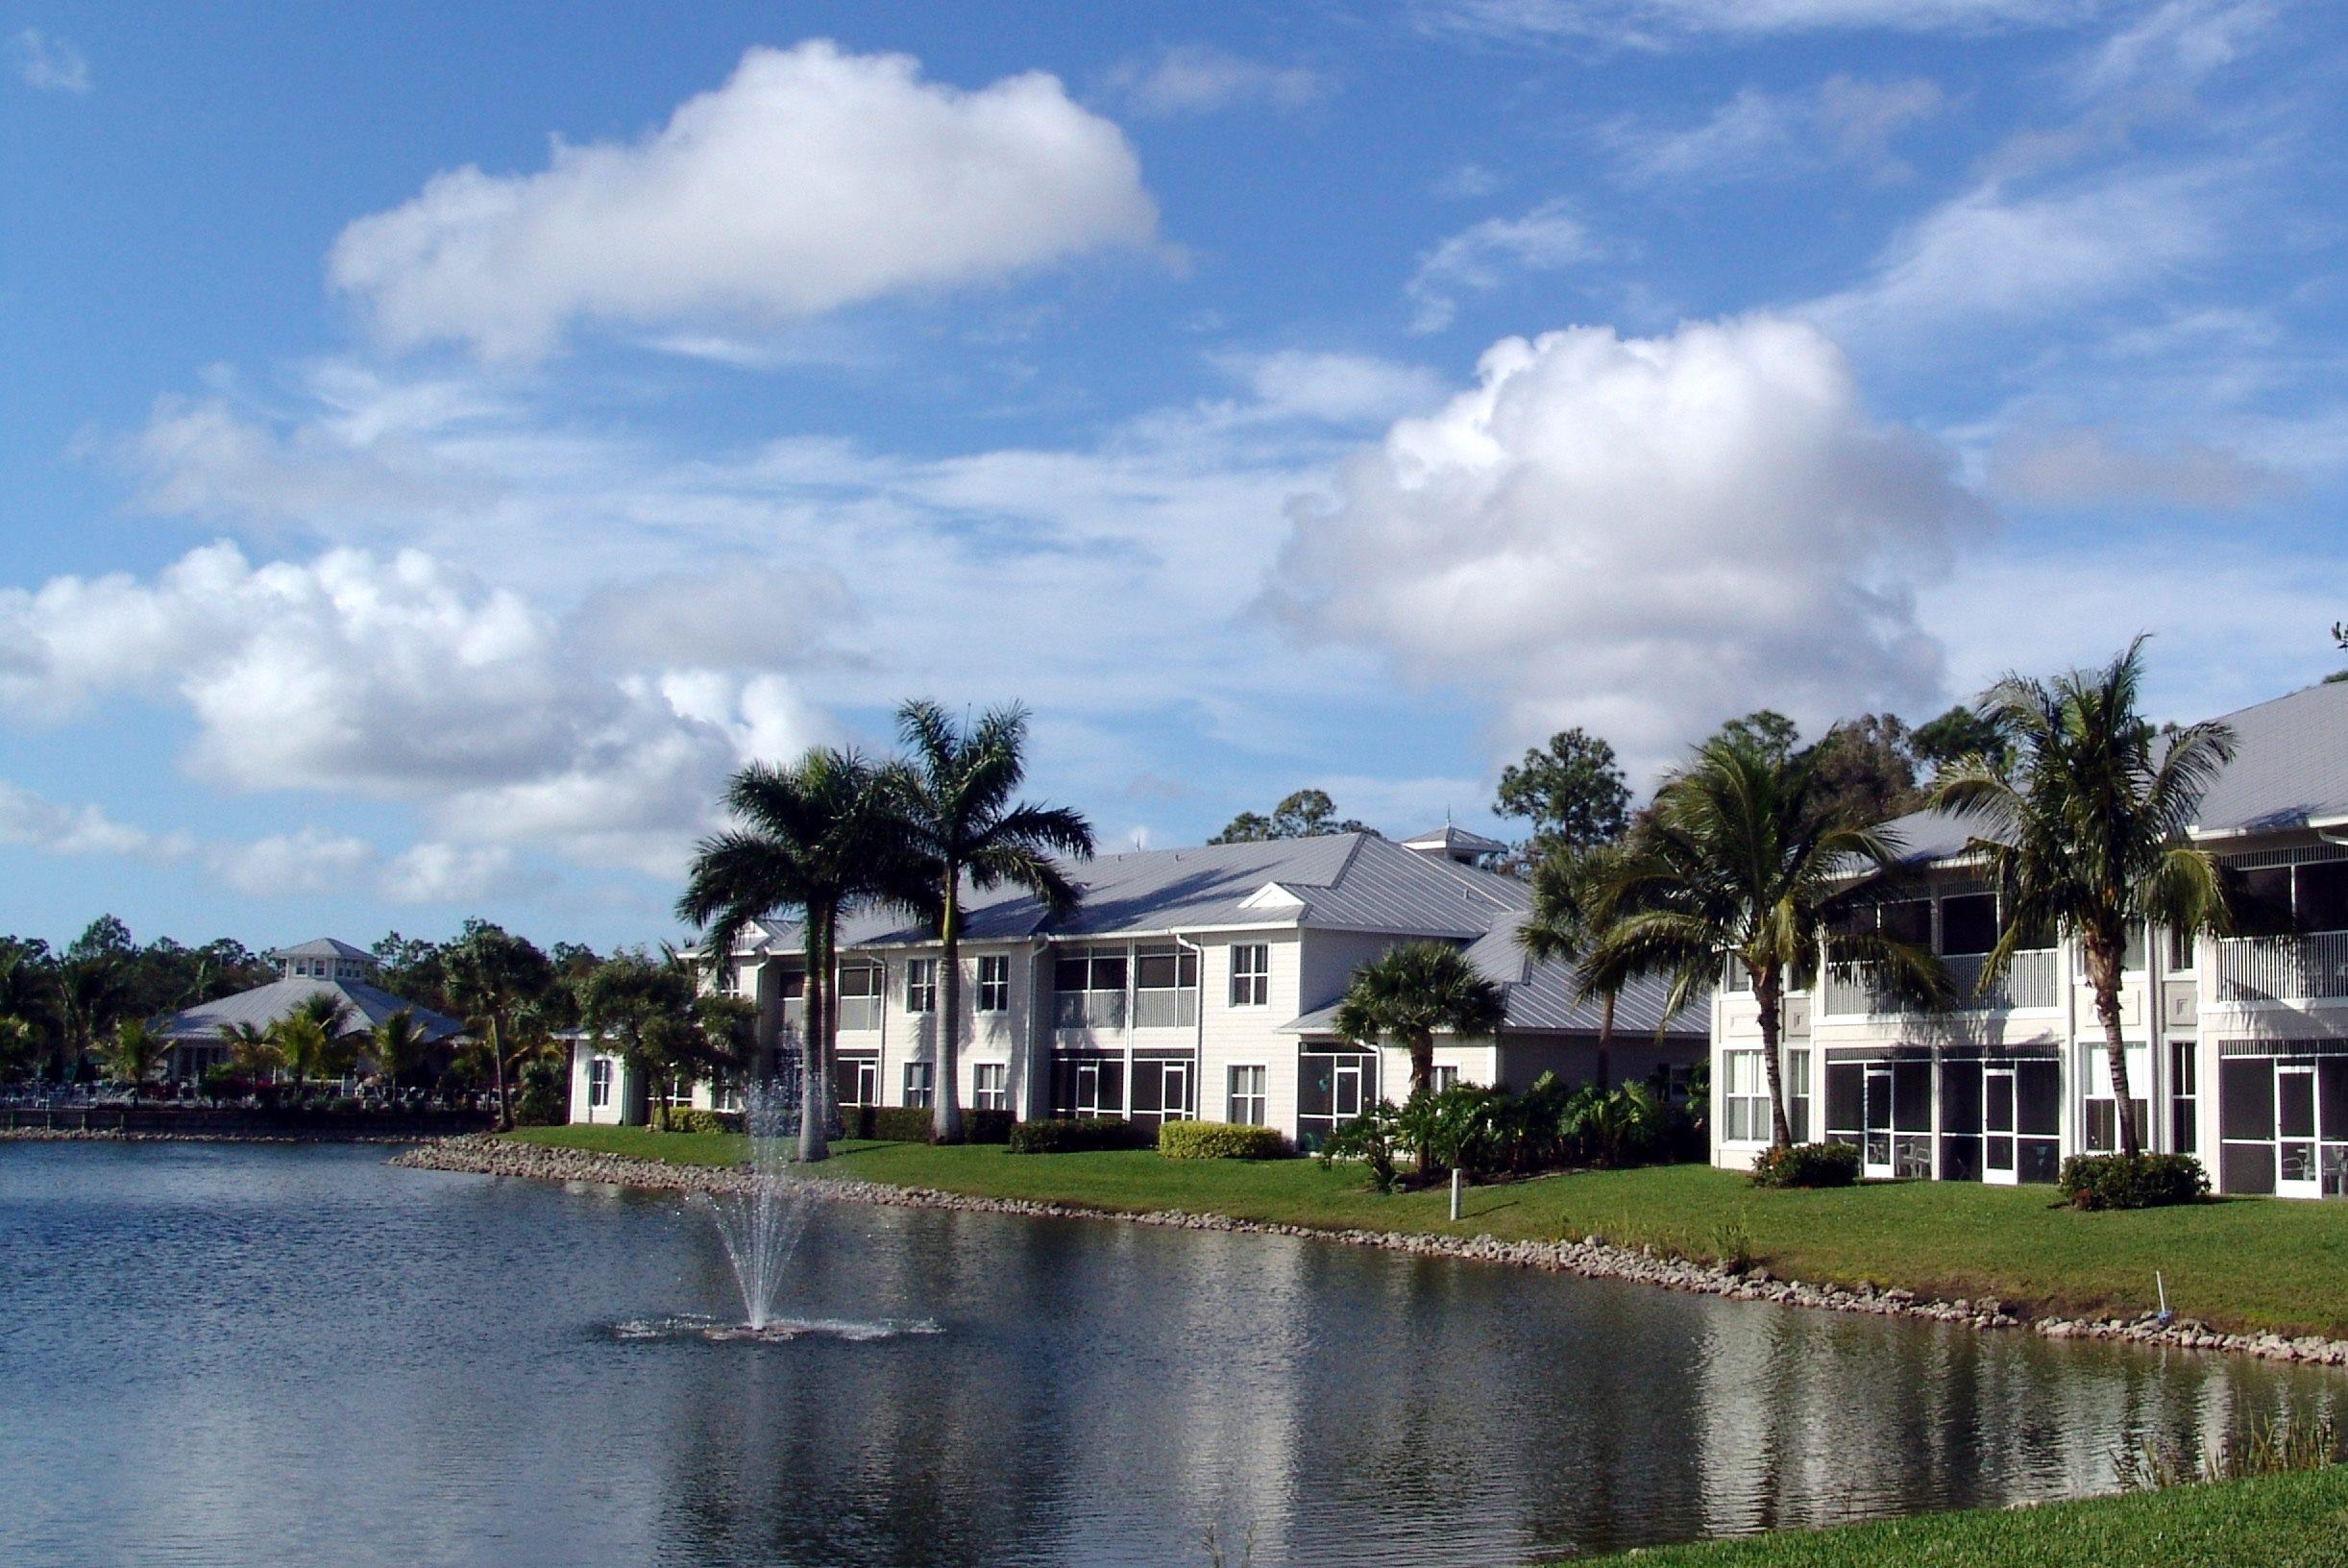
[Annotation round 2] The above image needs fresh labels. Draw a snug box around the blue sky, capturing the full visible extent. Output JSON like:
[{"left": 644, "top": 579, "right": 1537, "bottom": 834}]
[{"left": 4, "top": 0, "right": 2343, "bottom": 951}]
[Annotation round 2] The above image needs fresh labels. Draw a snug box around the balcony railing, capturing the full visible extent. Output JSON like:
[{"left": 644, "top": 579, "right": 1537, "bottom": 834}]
[
  {"left": 1133, "top": 988, "right": 1199, "bottom": 1029},
  {"left": 837, "top": 995, "right": 882, "bottom": 1033},
  {"left": 1054, "top": 991, "right": 1126, "bottom": 1032},
  {"left": 1819, "top": 948, "right": 2060, "bottom": 1017},
  {"left": 2214, "top": 931, "right": 2348, "bottom": 1003}
]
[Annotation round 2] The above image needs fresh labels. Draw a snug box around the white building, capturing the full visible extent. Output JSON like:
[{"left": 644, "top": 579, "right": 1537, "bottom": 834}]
[
  {"left": 1712, "top": 679, "right": 2348, "bottom": 1198},
  {"left": 156, "top": 938, "right": 467, "bottom": 1082},
  {"left": 572, "top": 827, "right": 1707, "bottom": 1141}
]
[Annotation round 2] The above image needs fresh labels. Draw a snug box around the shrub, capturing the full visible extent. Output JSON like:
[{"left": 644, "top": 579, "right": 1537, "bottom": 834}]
[
  {"left": 1749, "top": 1140, "right": 1861, "bottom": 1188},
  {"left": 1318, "top": 1103, "right": 1404, "bottom": 1192},
  {"left": 868, "top": 1107, "right": 937, "bottom": 1143},
  {"left": 2059, "top": 1152, "right": 2208, "bottom": 1211},
  {"left": 512, "top": 1063, "right": 568, "bottom": 1127},
  {"left": 656, "top": 1108, "right": 744, "bottom": 1136},
  {"left": 962, "top": 1110, "right": 1015, "bottom": 1145},
  {"left": 1159, "top": 1120, "right": 1288, "bottom": 1160},
  {"left": 1006, "top": 1115, "right": 1149, "bottom": 1154}
]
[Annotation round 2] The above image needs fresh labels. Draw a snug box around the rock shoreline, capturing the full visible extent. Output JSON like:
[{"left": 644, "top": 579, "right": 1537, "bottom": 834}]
[{"left": 391, "top": 1136, "right": 2348, "bottom": 1371}]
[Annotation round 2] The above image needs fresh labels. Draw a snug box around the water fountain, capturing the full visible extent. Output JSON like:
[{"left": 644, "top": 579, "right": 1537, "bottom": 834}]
[{"left": 702, "top": 1077, "right": 810, "bottom": 1332}]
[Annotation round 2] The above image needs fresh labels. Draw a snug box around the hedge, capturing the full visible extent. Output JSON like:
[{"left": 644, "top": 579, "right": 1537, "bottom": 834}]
[
  {"left": 1007, "top": 1116, "right": 1151, "bottom": 1155},
  {"left": 1159, "top": 1120, "right": 1289, "bottom": 1160},
  {"left": 2059, "top": 1152, "right": 2209, "bottom": 1211},
  {"left": 1748, "top": 1140, "right": 1860, "bottom": 1189},
  {"left": 655, "top": 1107, "right": 745, "bottom": 1136}
]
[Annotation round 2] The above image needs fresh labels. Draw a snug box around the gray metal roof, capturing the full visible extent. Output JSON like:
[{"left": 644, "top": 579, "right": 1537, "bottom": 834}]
[
  {"left": 1881, "top": 677, "right": 2348, "bottom": 866},
  {"left": 268, "top": 937, "right": 379, "bottom": 964},
  {"left": 159, "top": 977, "right": 466, "bottom": 1044},
  {"left": 1399, "top": 823, "right": 1509, "bottom": 857}
]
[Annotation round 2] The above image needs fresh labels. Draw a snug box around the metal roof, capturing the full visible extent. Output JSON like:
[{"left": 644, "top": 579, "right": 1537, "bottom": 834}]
[
  {"left": 1399, "top": 823, "right": 1509, "bottom": 857},
  {"left": 1880, "top": 677, "right": 2348, "bottom": 867},
  {"left": 267, "top": 937, "right": 379, "bottom": 964},
  {"left": 158, "top": 977, "right": 466, "bottom": 1044}
]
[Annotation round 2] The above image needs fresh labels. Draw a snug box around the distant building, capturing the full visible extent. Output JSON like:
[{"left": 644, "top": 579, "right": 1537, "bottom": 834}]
[
  {"left": 157, "top": 938, "right": 467, "bottom": 1082},
  {"left": 575, "top": 829, "right": 1709, "bottom": 1139},
  {"left": 1712, "top": 679, "right": 2348, "bottom": 1199}
]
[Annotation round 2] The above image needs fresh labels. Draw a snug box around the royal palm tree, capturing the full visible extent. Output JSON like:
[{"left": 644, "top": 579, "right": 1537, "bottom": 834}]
[
  {"left": 1518, "top": 841, "right": 1632, "bottom": 1090},
  {"left": 678, "top": 747, "right": 926, "bottom": 1162},
  {"left": 889, "top": 699, "right": 1093, "bottom": 1141},
  {"left": 106, "top": 1019, "right": 169, "bottom": 1098},
  {"left": 1932, "top": 639, "right": 2234, "bottom": 1159},
  {"left": 1581, "top": 740, "right": 1949, "bottom": 1152},
  {"left": 1333, "top": 942, "right": 1508, "bottom": 1177},
  {"left": 218, "top": 1020, "right": 280, "bottom": 1087},
  {"left": 445, "top": 925, "right": 555, "bottom": 1132}
]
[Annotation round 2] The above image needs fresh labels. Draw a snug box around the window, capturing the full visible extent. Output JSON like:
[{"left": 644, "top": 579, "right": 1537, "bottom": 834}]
[
  {"left": 1053, "top": 949, "right": 1127, "bottom": 1030},
  {"left": 837, "top": 964, "right": 883, "bottom": 1031},
  {"left": 588, "top": 1058, "right": 612, "bottom": 1110},
  {"left": 1722, "top": 1050, "right": 1770, "bottom": 1142},
  {"left": 903, "top": 1062, "right": 934, "bottom": 1109},
  {"left": 1227, "top": 1065, "right": 1267, "bottom": 1126},
  {"left": 2171, "top": 1040, "right": 2198, "bottom": 1154},
  {"left": 973, "top": 1062, "right": 1009, "bottom": 1111},
  {"left": 905, "top": 958, "right": 937, "bottom": 1014},
  {"left": 2082, "top": 1041, "right": 2150, "bottom": 1155},
  {"left": 1940, "top": 894, "right": 1997, "bottom": 957},
  {"left": 975, "top": 955, "right": 1009, "bottom": 1014},
  {"left": 1135, "top": 946, "right": 1201, "bottom": 1027},
  {"left": 1787, "top": 1048, "right": 1812, "bottom": 1143},
  {"left": 1230, "top": 944, "right": 1270, "bottom": 1007},
  {"left": 2166, "top": 924, "right": 2197, "bottom": 972},
  {"left": 1430, "top": 1065, "right": 1459, "bottom": 1093}
]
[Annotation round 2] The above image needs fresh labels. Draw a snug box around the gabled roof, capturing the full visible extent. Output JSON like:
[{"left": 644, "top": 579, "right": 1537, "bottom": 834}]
[
  {"left": 1879, "top": 677, "right": 2348, "bottom": 869},
  {"left": 740, "top": 831, "right": 1533, "bottom": 954},
  {"left": 158, "top": 977, "right": 465, "bottom": 1044},
  {"left": 268, "top": 937, "right": 379, "bottom": 964}
]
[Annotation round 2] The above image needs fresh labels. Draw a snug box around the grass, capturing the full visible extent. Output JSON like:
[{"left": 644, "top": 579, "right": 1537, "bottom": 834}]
[
  {"left": 1570, "top": 1467, "right": 2348, "bottom": 1567},
  {"left": 501, "top": 1126, "right": 2348, "bottom": 1338}
]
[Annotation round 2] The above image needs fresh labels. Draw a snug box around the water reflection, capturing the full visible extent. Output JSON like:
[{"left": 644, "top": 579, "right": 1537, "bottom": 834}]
[{"left": 1, "top": 1142, "right": 2338, "bottom": 1568}]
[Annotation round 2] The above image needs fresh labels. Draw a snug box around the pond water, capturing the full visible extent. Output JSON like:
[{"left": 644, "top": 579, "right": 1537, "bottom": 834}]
[{"left": 2, "top": 1141, "right": 2338, "bottom": 1568}]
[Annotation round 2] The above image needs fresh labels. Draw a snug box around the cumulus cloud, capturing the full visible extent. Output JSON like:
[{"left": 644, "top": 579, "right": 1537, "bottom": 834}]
[
  {"left": 0, "top": 543, "right": 831, "bottom": 874},
  {"left": 330, "top": 41, "right": 1159, "bottom": 360},
  {"left": 1103, "top": 44, "right": 1332, "bottom": 117},
  {"left": 0, "top": 781, "right": 189, "bottom": 861},
  {"left": 208, "top": 829, "right": 378, "bottom": 898},
  {"left": 1406, "top": 199, "right": 1600, "bottom": 333},
  {"left": 1609, "top": 76, "right": 1944, "bottom": 185},
  {"left": 14, "top": 28, "right": 89, "bottom": 92},
  {"left": 1421, "top": 0, "right": 2094, "bottom": 46},
  {"left": 1268, "top": 316, "right": 1987, "bottom": 770},
  {"left": 379, "top": 842, "right": 543, "bottom": 904}
]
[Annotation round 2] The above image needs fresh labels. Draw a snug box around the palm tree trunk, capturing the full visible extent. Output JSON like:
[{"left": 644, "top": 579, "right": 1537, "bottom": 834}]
[
  {"left": 934, "top": 871, "right": 964, "bottom": 1144},
  {"left": 489, "top": 1017, "right": 512, "bottom": 1132},
  {"left": 798, "top": 912, "right": 831, "bottom": 1163},
  {"left": 1596, "top": 990, "right": 1616, "bottom": 1091},
  {"left": 2088, "top": 937, "right": 2141, "bottom": 1158},
  {"left": 1411, "top": 1035, "right": 1435, "bottom": 1179},
  {"left": 1756, "top": 967, "right": 1792, "bottom": 1150}
]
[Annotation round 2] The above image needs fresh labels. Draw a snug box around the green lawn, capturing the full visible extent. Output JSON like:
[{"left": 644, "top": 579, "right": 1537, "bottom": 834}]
[
  {"left": 502, "top": 1126, "right": 2348, "bottom": 1337},
  {"left": 1574, "top": 1468, "right": 2348, "bottom": 1567}
]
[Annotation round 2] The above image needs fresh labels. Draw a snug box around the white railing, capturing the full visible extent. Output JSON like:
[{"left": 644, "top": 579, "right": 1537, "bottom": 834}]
[
  {"left": 1055, "top": 991, "right": 1126, "bottom": 1032},
  {"left": 1820, "top": 948, "right": 2060, "bottom": 1017},
  {"left": 1133, "top": 989, "right": 1198, "bottom": 1029},
  {"left": 2214, "top": 931, "right": 2348, "bottom": 1003}
]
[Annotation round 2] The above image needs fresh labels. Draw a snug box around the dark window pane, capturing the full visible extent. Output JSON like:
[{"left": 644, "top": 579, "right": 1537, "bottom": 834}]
[
  {"left": 2279, "top": 1069, "right": 2315, "bottom": 1139},
  {"left": 2018, "top": 1138, "right": 2062, "bottom": 1184},
  {"left": 2017, "top": 1062, "right": 2061, "bottom": 1136},
  {"left": 2298, "top": 862, "right": 2348, "bottom": 933},
  {"left": 2220, "top": 1058, "right": 2275, "bottom": 1141},
  {"left": 2321, "top": 1059, "right": 2348, "bottom": 1136},
  {"left": 1941, "top": 1060, "right": 1982, "bottom": 1133},
  {"left": 2230, "top": 867, "right": 2295, "bottom": 937},
  {"left": 2221, "top": 1141, "right": 2277, "bottom": 1195},
  {"left": 1894, "top": 1061, "right": 1931, "bottom": 1131},
  {"left": 1092, "top": 955, "right": 1127, "bottom": 992},
  {"left": 1941, "top": 894, "right": 1997, "bottom": 956},
  {"left": 1137, "top": 954, "right": 1178, "bottom": 989},
  {"left": 1055, "top": 957, "right": 1089, "bottom": 992},
  {"left": 1824, "top": 1064, "right": 1864, "bottom": 1135},
  {"left": 1881, "top": 900, "right": 1932, "bottom": 946},
  {"left": 1941, "top": 1135, "right": 1982, "bottom": 1182}
]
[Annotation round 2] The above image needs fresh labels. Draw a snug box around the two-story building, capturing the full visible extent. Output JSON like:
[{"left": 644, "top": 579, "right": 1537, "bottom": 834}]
[
  {"left": 1711, "top": 678, "right": 2348, "bottom": 1198},
  {"left": 571, "top": 826, "right": 1707, "bottom": 1142}
]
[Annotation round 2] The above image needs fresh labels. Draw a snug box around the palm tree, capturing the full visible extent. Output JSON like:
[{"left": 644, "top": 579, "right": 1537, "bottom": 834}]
[
  {"left": 1518, "top": 841, "right": 1632, "bottom": 1090},
  {"left": 1581, "top": 740, "right": 1949, "bottom": 1152},
  {"left": 268, "top": 1012, "right": 332, "bottom": 1097},
  {"left": 890, "top": 699, "right": 1093, "bottom": 1141},
  {"left": 218, "top": 1020, "right": 280, "bottom": 1088},
  {"left": 106, "top": 1019, "right": 168, "bottom": 1097},
  {"left": 1932, "top": 638, "right": 2235, "bottom": 1159},
  {"left": 0, "top": 1015, "right": 40, "bottom": 1084},
  {"left": 678, "top": 747, "right": 925, "bottom": 1163},
  {"left": 1333, "top": 942, "right": 1508, "bottom": 1177},
  {"left": 444, "top": 925, "right": 555, "bottom": 1132},
  {"left": 55, "top": 956, "right": 127, "bottom": 1083},
  {"left": 370, "top": 1008, "right": 426, "bottom": 1097}
]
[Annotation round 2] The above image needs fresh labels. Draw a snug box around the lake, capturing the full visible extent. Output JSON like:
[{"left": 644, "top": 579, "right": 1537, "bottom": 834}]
[{"left": 1, "top": 1141, "right": 2337, "bottom": 1567}]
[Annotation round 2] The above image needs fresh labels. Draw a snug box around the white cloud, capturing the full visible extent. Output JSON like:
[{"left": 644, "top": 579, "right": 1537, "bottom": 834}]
[
  {"left": 1206, "top": 350, "right": 1450, "bottom": 427},
  {"left": 0, "top": 542, "right": 832, "bottom": 875},
  {"left": 1805, "top": 168, "right": 2222, "bottom": 349},
  {"left": 1431, "top": 163, "right": 1503, "bottom": 200},
  {"left": 208, "top": 829, "right": 378, "bottom": 898},
  {"left": 0, "top": 781, "right": 189, "bottom": 861},
  {"left": 2077, "top": 0, "right": 2273, "bottom": 96},
  {"left": 14, "top": 28, "right": 89, "bottom": 93},
  {"left": 1420, "top": 0, "right": 2097, "bottom": 47},
  {"left": 1103, "top": 45, "right": 1332, "bottom": 117},
  {"left": 1611, "top": 76, "right": 1944, "bottom": 185},
  {"left": 1986, "top": 427, "right": 2281, "bottom": 508},
  {"left": 329, "top": 40, "right": 1159, "bottom": 361},
  {"left": 379, "top": 842, "right": 540, "bottom": 904},
  {"left": 1268, "top": 316, "right": 1987, "bottom": 771},
  {"left": 1406, "top": 199, "right": 1600, "bottom": 333}
]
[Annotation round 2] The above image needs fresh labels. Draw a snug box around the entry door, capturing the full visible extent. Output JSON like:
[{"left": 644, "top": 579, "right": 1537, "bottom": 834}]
[
  {"left": 1983, "top": 1067, "right": 2018, "bottom": 1186},
  {"left": 1332, "top": 1060, "right": 1365, "bottom": 1122},
  {"left": 1862, "top": 1066, "right": 1896, "bottom": 1178},
  {"left": 1162, "top": 1061, "right": 1191, "bottom": 1121},
  {"left": 2278, "top": 1065, "right": 2319, "bottom": 1198}
]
